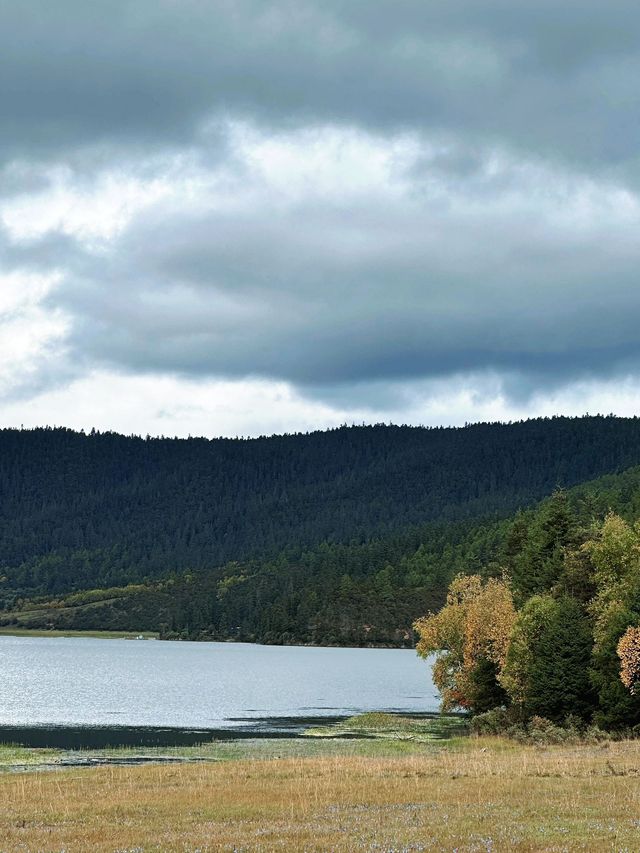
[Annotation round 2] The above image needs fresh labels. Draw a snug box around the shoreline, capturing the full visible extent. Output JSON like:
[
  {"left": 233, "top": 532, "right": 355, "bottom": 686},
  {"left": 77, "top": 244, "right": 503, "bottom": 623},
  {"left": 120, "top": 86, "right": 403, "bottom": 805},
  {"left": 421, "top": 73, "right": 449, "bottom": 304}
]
[
  {"left": 0, "top": 712, "right": 467, "bottom": 774},
  {"left": 0, "top": 711, "right": 457, "bottom": 750},
  {"left": 0, "top": 627, "right": 413, "bottom": 649},
  {"left": 0, "top": 627, "right": 159, "bottom": 640}
]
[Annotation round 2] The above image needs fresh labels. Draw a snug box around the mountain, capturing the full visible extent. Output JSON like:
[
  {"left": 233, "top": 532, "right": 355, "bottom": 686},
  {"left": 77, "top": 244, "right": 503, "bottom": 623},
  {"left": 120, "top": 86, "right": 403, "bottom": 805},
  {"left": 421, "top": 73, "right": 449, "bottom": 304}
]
[{"left": 3, "top": 415, "right": 640, "bottom": 644}]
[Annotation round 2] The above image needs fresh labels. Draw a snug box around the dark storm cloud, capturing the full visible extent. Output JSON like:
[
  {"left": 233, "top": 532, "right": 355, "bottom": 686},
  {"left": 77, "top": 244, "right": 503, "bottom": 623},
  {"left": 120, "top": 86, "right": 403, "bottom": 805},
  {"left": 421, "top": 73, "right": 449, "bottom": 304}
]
[
  {"left": 4, "top": 0, "right": 640, "bottom": 403},
  {"left": 1, "top": 0, "right": 640, "bottom": 172}
]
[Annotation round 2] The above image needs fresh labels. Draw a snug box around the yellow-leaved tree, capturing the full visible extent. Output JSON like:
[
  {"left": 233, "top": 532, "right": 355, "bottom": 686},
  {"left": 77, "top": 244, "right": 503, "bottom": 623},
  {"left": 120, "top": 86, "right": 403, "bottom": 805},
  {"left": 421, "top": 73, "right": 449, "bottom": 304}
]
[{"left": 414, "top": 574, "right": 516, "bottom": 712}]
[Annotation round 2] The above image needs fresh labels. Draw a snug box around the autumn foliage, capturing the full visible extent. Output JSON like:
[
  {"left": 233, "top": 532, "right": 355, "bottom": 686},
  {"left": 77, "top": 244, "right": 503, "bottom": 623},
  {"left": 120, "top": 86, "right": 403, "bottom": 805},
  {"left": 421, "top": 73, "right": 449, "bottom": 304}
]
[
  {"left": 618, "top": 626, "right": 640, "bottom": 694},
  {"left": 414, "top": 575, "right": 516, "bottom": 712},
  {"left": 416, "top": 503, "right": 640, "bottom": 726}
]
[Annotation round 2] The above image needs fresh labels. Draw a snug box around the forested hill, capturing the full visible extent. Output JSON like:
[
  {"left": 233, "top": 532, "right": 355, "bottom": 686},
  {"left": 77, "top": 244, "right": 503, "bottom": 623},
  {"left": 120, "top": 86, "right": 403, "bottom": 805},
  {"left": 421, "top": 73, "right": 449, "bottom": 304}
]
[
  {"left": 4, "top": 416, "right": 640, "bottom": 588},
  {"left": 5, "top": 437, "right": 640, "bottom": 646},
  {"left": 4, "top": 415, "right": 640, "bottom": 644}
]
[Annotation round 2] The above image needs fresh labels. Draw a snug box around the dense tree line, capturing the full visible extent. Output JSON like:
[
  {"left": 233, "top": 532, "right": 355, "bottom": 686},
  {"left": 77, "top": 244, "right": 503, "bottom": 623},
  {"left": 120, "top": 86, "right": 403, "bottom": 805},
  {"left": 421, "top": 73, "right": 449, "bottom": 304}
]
[
  {"left": 5, "top": 440, "right": 640, "bottom": 646},
  {"left": 0, "top": 517, "right": 507, "bottom": 645},
  {"left": 3, "top": 417, "right": 640, "bottom": 587},
  {"left": 416, "top": 486, "right": 640, "bottom": 729}
]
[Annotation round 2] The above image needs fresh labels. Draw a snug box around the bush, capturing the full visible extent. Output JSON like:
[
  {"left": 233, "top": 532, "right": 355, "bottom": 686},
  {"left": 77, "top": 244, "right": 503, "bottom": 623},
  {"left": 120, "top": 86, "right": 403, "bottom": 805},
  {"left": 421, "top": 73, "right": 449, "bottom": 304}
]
[
  {"left": 526, "top": 716, "right": 572, "bottom": 744},
  {"left": 471, "top": 709, "right": 615, "bottom": 744},
  {"left": 583, "top": 724, "right": 609, "bottom": 743},
  {"left": 470, "top": 708, "right": 512, "bottom": 736}
]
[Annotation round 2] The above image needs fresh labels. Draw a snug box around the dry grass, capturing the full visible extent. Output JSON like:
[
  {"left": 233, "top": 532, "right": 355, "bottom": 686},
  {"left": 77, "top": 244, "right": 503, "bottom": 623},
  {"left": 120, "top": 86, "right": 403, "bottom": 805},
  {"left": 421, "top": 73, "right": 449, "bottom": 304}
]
[{"left": 1, "top": 738, "right": 640, "bottom": 851}]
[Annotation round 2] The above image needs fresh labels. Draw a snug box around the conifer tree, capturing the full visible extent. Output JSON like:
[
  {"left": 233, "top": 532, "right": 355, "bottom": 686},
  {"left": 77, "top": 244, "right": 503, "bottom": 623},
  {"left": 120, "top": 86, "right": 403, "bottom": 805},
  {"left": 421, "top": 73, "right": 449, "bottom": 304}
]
[{"left": 501, "top": 594, "right": 594, "bottom": 721}]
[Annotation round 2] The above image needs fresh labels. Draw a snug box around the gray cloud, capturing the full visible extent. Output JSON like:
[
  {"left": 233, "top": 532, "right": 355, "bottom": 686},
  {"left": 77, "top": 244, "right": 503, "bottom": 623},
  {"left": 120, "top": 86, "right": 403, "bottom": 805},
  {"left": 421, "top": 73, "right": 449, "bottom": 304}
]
[
  {"left": 1, "top": 1, "right": 640, "bottom": 174},
  {"left": 43, "top": 140, "right": 640, "bottom": 394},
  {"left": 3, "top": 1, "right": 640, "bottom": 416}
]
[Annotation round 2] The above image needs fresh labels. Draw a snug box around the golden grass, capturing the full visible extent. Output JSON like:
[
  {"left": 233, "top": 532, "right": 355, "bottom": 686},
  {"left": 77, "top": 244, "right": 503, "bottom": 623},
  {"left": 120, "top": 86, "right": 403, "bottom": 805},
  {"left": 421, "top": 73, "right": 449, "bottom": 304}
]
[{"left": 1, "top": 738, "right": 640, "bottom": 851}]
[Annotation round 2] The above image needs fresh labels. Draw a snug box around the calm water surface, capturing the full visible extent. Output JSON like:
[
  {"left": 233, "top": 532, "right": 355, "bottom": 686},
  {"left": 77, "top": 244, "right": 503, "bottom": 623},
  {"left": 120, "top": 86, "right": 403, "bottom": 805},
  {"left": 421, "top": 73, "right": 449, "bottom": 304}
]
[{"left": 0, "top": 636, "right": 438, "bottom": 728}]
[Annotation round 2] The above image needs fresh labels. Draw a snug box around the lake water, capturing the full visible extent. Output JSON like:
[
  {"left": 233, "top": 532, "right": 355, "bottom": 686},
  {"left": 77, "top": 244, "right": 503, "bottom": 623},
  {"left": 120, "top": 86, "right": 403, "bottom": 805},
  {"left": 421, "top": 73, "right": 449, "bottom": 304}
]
[{"left": 0, "top": 636, "right": 439, "bottom": 730}]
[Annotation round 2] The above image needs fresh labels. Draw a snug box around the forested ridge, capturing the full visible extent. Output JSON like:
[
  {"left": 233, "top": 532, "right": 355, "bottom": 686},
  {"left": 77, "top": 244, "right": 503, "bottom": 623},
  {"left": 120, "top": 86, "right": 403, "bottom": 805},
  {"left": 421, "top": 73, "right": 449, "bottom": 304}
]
[{"left": 4, "top": 415, "right": 640, "bottom": 644}]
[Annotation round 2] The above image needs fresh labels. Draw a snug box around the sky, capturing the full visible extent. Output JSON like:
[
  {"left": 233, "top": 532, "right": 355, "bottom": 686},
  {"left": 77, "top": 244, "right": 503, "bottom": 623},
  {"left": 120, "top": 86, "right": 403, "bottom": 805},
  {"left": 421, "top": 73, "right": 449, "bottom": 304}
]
[{"left": 2, "top": 1, "right": 640, "bottom": 437}]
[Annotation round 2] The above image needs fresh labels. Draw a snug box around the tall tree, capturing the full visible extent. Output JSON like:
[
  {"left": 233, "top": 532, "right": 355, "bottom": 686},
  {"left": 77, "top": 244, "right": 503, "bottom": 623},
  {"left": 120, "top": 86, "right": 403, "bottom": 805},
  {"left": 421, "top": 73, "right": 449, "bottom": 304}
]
[
  {"left": 415, "top": 575, "right": 516, "bottom": 712},
  {"left": 501, "top": 594, "right": 594, "bottom": 722},
  {"left": 584, "top": 514, "right": 640, "bottom": 727},
  {"left": 510, "top": 490, "right": 577, "bottom": 604}
]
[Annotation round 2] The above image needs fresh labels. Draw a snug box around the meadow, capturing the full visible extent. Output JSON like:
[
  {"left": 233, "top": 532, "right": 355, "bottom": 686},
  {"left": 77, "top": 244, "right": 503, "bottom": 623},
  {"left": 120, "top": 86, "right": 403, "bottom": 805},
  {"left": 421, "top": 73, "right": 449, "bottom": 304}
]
[{"left": 1, "top": 726, "right": 639, "bottom": 851}]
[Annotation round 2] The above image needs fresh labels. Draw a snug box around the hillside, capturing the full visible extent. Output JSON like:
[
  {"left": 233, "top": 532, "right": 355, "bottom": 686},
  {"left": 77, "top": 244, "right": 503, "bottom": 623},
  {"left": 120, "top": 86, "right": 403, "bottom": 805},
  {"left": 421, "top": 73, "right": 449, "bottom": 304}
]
[
  {"left": 4, "top": 416, "right": 640, "bottom": 643},
  {"left": 4, "top": 461, "right": 640, "bottom": 646}
]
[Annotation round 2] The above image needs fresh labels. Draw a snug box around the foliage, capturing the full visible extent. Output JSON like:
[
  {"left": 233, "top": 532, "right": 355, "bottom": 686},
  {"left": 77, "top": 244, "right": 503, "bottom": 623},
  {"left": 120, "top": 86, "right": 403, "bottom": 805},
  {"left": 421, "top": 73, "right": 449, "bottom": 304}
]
[
  {"left": 589, "top": 599, "right": 640, "bottom": 728},
  {"left": 618, "top": 626, "right": 640, "bottom": 694},
  {"left": 500, "top": 594, "right": 594, "bottom": 721},
  {"left": 468, "top": 707, "right": 513, "bottom": 736},
  {"left": 419, "top": 492, "right": 640, "bottom": 729},
  {"left": 585, "top": 514, "right": 640, "bottom": 727},
  {"left": 6, "top": 417, "right": 636, "bottom": 586},
  {"left": 508, "top": 489, "right": 577, "bottom": 604},
  {"left": 414, "top": 575, "right": 515, "bottom": 711},
  {"left": 5, "top": 417, "right": 640, "bottom": 645}
]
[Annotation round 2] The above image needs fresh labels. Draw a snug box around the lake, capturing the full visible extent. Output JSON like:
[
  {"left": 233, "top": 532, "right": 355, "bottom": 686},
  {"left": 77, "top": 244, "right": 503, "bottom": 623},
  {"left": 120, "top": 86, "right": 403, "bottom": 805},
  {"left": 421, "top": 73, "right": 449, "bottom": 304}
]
[{"left": 0, "top": 636, "right": 439, "bottom": 732}]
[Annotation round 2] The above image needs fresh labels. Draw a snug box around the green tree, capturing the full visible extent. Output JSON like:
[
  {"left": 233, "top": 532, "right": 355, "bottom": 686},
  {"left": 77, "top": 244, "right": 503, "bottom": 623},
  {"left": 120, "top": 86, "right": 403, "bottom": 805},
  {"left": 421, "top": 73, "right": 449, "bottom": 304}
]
[
  {"left": 510, "top": 490, "right": 576, "bottom": 604},
  {"left": 501, "top": 594, "right": 594, "bottom": 722},
  {"left": 584, "top": 514, "right": 640, "bottom": 727}
]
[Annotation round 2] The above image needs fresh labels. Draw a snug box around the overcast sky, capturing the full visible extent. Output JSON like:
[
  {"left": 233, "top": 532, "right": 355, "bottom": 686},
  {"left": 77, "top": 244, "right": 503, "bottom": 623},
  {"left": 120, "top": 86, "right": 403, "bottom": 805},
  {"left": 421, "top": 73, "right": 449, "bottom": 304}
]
[{"left": 2, "top": 1, "right": 640, "bottom": 437}]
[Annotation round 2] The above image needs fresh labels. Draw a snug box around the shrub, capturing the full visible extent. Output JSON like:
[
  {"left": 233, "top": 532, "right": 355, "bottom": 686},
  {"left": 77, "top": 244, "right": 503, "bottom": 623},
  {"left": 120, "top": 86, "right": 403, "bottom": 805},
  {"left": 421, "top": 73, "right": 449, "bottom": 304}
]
[{"left": 469, "top": 707, "right": 512, "bottom": 736}]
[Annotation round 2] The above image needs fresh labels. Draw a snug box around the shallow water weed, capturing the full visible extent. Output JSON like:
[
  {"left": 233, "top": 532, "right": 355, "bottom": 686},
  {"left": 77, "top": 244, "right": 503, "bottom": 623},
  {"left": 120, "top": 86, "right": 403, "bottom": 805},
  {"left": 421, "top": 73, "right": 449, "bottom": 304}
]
[{"left": 304, "top": 712, "right": 468, "bottom": 743}]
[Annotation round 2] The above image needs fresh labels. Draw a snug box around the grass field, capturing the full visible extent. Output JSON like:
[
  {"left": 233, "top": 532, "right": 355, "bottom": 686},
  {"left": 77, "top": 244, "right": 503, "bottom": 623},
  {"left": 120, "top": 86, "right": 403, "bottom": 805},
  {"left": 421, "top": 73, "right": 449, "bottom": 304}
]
[
  {"left": 1, "top": 734, "right": 640, "bottom": 851},
  {"left": 0, "top": 627, "right": 159, "bottom": 640}
]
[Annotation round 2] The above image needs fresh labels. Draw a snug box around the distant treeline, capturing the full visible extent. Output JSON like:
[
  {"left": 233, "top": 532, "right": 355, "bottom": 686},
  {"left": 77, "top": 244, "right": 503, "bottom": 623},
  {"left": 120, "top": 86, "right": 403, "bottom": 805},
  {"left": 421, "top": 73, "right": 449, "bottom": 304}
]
[{"left": 4, "top": 417, "right": 640, "bottom": 644}]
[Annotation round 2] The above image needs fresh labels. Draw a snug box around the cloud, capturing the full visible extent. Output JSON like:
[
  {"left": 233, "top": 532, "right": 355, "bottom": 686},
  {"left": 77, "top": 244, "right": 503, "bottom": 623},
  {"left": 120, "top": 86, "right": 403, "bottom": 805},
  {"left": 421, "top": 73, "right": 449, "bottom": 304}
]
[
  {"left": 2, "top": 1, "right": 640, "bottom": 174},
  {"left": 0, "top": 269, "right": 69, "bottom": 399},
  {"left": 1, "top": 2, "right": 640, "bottom": 433},
  {"left": 20, "top": 123, "right": 638, "bottom": 392},
  {"left": 4, "top": 368, "right": 640, "bottom": 440}
]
